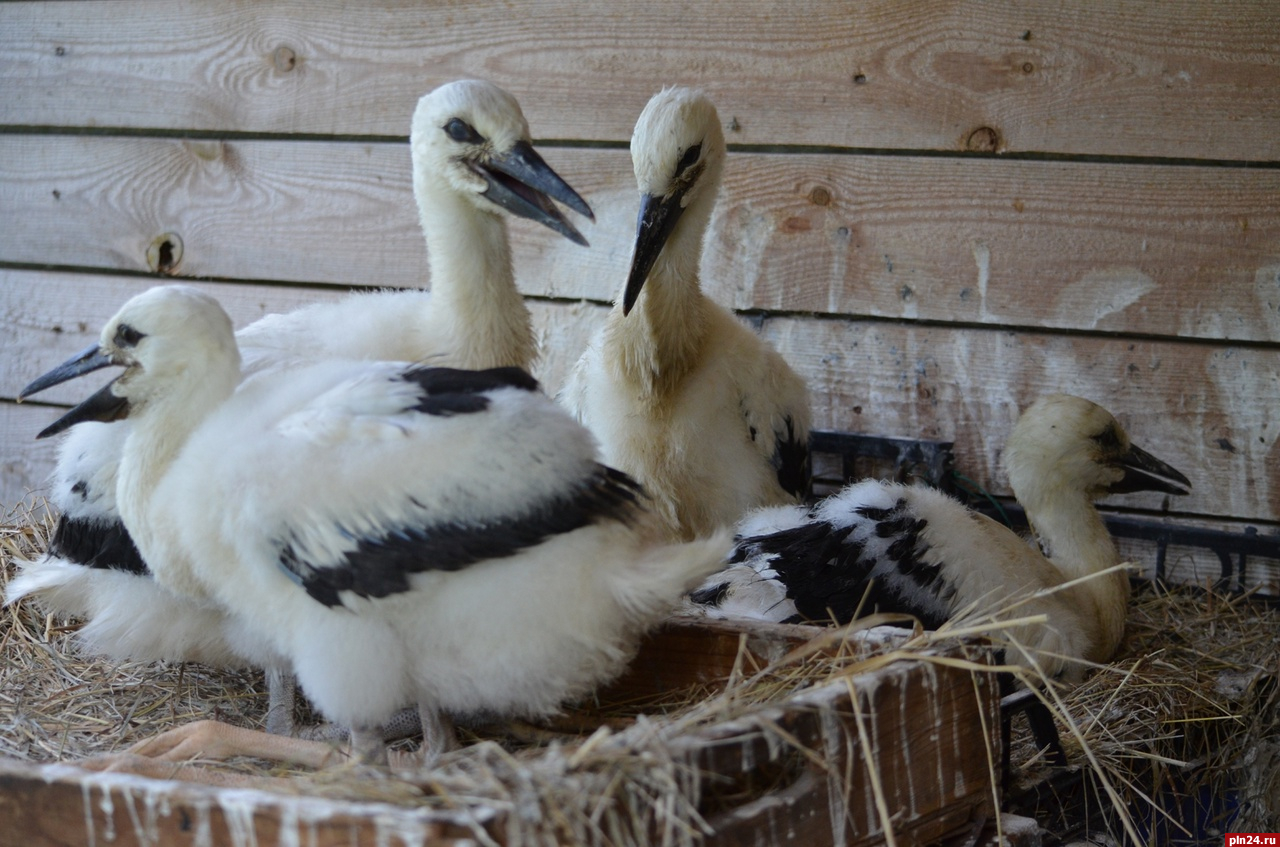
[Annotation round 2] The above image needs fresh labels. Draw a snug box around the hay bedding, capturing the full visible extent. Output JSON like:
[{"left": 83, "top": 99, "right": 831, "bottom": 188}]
[
  {"left": 2, "top": 497, "right": 1278, "bottom": 845},
  {"left": 1005, "top": 580, "right": 1280, "bottom": 840}
]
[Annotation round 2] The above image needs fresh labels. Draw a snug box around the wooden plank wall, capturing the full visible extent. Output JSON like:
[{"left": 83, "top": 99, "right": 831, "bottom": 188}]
[{"left": 2, "top": 0, "right": 1277, "bottom": 591}]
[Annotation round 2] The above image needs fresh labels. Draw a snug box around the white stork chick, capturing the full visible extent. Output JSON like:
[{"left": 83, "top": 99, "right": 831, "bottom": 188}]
[
  {"left": 688, "top": 395, "right": 1191, "bottom": 681},
  {"left": 7, "top": 79, "right": 593, "bottom": 730},
  {"left": 237, "top": 78, "right": 592, "bottom": 375},
  {"left": 22, "top": 285, "right": 729, "bottom": 768},
  {"left": 561, "top": 87, "right": 811, "bottom": 541},
  {"left": 5, "top": 422, "right": 257, "bottom": 669}
]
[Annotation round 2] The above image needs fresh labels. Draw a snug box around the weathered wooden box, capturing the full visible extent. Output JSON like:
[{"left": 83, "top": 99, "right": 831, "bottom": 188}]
[{"left": 0, "top": 618, "right": 999, "bottom": 847}]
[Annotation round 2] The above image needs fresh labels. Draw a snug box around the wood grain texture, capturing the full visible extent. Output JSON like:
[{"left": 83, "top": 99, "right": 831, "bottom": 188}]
[
  {"left": 2, "top": 1, "right": 1278, "bottom": 159},
  {"left": 0, "top": 759, "right": 476, "bottom": 847},
  {"left": 3, "top": 270, "right": 1276, "bottom": 525},
  {"left": 757, "top": 315, "right": 1280, "bottom": 525},
  {"left": 0, "top": 272, "right": 599, "bottom": 413},
  {"left": 0, "top": 402, "right": 64, "bottom": 512},
  {"left": 3, "top": 136, "right": 1278, "bottom": 343}
]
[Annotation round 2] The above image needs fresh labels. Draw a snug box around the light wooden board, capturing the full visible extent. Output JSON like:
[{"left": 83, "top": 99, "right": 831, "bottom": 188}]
[
  {"left": 0, "top": 402, "right": 62, "bottom": 511},
  {"left": 758, "top": 316, "right": 1280, "bottom": 526},
  {"left": 3, "top": 270, "right": 1277, "bottom": 526},
  {"left": 0, "top": 271, "right": 599, "bottom": 408},
  {"left": 2, "top": 1, "right": 1278, "bottom": 160},
  {"left": 3, "top": 136, "right": 1278, "bottom": 343}
]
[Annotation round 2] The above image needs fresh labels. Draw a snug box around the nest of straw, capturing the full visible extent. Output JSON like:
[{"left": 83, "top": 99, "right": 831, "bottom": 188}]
[
  {"left": 0, "top": 499, "right": 985, "bottom": 846},
  {"left": 2, "top": 495, "right": 1277, "bottom": 845},
  {"left": 1005, "top": 580, "right": 1280, "bottom": 840}
]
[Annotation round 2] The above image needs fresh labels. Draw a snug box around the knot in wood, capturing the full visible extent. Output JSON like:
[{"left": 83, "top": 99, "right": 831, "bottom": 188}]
[
  {"left": 273, "top": 46, "right": 298, "bottom": 72},
  {"left": 146, "top": 233, "right": 184, "bottom": 275},
  {"left": 965, "top": 127, "right": 1001, "bottom": 153}
]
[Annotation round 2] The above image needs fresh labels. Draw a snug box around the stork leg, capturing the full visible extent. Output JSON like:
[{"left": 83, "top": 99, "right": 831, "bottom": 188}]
[
  {"left": 264, "top": 667, "right": 296, "bottom": 736},
  {"left": 348, "top": 724, "right": 389, "bottom": 767},
  {"left": 418, "top": 703, "right": 457, "bottom": 768},
  {"left": 264, "top": 667, "right": 422, "bottom": 743}
]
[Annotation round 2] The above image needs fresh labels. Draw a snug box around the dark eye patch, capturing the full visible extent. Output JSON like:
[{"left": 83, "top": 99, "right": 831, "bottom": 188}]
[
  {"left": 676, "top": 143, "right": 702, "bottom": 175},
  {"left": 114, "top": 323, "right": 145, "bottom": 348},
  {"left": 1092, "top": 424, "right": 1124, "bottom": 452},
  {"left": 443, "top": 117, "right": 484, "bottom": 144}
]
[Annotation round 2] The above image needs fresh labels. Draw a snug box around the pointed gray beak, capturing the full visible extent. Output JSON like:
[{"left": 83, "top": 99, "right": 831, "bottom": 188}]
[
  {"left": 20, "top": 344, "right": 114, "bottom": 401},
  {"left": 622, "top": 189, "right": 689, "bottom": 316},
  {"left": 479, "top": 140, "right": 593, "bottom": 246},
  {"left": 1109, "top": 443, "right": 1191, "bottom": 496},
  {"left": 21, "top": 343, "right": 130, "bottom": 439}
]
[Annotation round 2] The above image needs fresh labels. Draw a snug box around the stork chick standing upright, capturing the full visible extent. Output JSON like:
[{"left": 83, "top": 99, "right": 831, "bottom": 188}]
[{"left": 562, "top": 87, "right": 812, "bottom": 540}]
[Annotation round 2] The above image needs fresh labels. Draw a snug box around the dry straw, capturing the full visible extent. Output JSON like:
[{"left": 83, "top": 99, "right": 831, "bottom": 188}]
[{"left": 2, "top": 496, "right": 1277, "bottom": 844}]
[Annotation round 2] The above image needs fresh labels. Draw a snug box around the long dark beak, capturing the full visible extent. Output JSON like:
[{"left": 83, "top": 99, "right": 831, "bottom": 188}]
[
  {"left": 36, "top": 379, "right": 130, "bottom": 439},
  {"left": 20, "top": 343, "right": 130, "bottom": 439},
  {"left": 479, "top": 140, "right": 593, "bottom": 247},
  {"left": 1109, "top": 443, "right": 1192, "bottom": 496},
  {"left": 20, "top": 344, "right": 114, "bottom": 400},
  {"left": 622, "top": 190, "right": 688, "bottom": 316}
]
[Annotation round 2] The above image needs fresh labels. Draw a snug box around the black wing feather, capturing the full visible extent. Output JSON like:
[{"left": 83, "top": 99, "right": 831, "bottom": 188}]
[
  {"left": 47, "top": 514, "right": 149, "bottom": 576},
  {"left": 718, "top": 497, "right": 952, "bottom": 629},
  {"left": 771, "top": 415, "right": 811, "bottom": 499},
  {"left": 281, "top": 466, "right": 643, "bottom": 607}
]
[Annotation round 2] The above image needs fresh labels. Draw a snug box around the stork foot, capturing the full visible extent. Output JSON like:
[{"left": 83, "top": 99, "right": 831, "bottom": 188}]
[
  {"left": 119, "top": 719, "right": 344, "bottom": 770},
  {"left": 348, "top": 724, "right": 389, "bottom": 767}
]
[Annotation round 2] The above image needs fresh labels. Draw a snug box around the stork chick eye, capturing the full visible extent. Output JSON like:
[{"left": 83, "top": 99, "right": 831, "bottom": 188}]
[
  {"left": 675, "top": 143, "right": 702, "bottom": 175},
  {"left": 1092, "top": 424, "right": 1124, "bottom": 453},
  {"left": 443, "top": 118, "right": 483, "bottom": 144},
  {"left": 114, "top": 324, "right": 145, "bottom": 348}
]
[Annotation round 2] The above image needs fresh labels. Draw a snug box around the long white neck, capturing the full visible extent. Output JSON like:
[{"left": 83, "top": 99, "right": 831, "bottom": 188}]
[
  {"left": 1022, "top": 489, "right": 1130, "bottom": 661},
  {"left": 605, "top": 212, "right": 709, "bottom": 400},
  {"left": 116, "top": 368, "right": 239, "bottom": 599},
  {"left": 416, "top": 182, "right": 536, "bottom": 371}
]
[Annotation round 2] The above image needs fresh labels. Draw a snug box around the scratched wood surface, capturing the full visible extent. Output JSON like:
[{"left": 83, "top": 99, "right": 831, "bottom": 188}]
[
  {"left": 2, "top": 136, "right": 1278, "bottom": 342},
  {"left": 6, "top": 269, "right": 1277, "bottom": 529},
  {"left": 2, "top": 0, "right": 1278, "bottom": 160}
]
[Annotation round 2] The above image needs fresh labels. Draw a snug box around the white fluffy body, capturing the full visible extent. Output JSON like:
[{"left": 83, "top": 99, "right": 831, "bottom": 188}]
[
  {"left": 562, "top": 87, "right": 810, "bottom": 540},
  {"left": 90, "top": 286, "right": 729, "bottom": 741},
  {"left": 8, "top": 422, "right": 126, "bottom": 619},
  {"left": 9, "top": 79, "right": 588, "bottom": 674}
]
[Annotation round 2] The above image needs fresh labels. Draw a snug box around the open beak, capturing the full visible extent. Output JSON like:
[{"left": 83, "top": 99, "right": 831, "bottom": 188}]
[
  {"left": 622, "top": 189, "right": 689, "bottom": 316},
  {"left": 1108, "top": 443, "right": 1192, "bottom": 496},
  {"left": 19, "top": 344, "right": 129, "bottom": 439},
  {"left": 478, "top": 140, "right": 593, "bottom": 247}
]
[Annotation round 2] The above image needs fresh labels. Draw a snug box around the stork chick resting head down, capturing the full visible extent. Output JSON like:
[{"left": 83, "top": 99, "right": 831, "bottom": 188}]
[{"left": 561, "top": 87, "right": 812, "bottom": 541}]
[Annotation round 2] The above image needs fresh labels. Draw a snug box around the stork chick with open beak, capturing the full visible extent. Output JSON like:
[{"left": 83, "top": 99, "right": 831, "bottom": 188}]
[
  {"left": 6, "top": 79, "right": 594, "bottom": 742},
  {"left": 562, "top": 87, "right": 812, "bottom": 541},
  {"left": 21, "top": 285, "right": 729, "bottom": 776}
]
